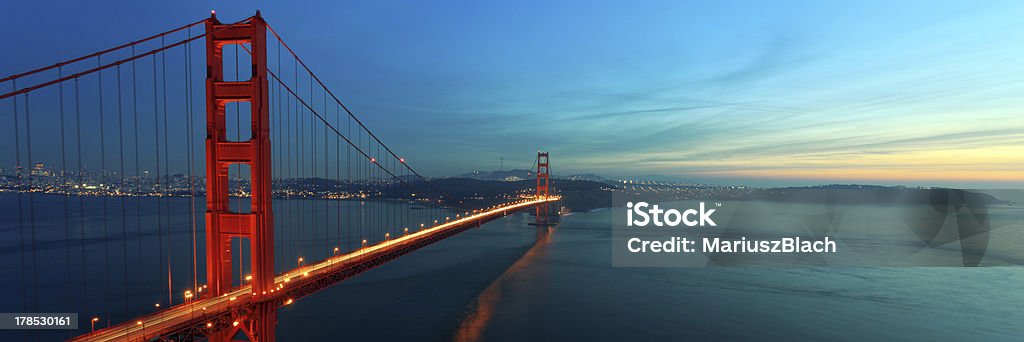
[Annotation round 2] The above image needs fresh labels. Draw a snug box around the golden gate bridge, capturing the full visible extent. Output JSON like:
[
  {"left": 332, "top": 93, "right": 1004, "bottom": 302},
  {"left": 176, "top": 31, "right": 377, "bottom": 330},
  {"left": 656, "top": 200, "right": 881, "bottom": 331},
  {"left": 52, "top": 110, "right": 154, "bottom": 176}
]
[{"left": 1, "top": 11, "right": 557, "bottom": 341}]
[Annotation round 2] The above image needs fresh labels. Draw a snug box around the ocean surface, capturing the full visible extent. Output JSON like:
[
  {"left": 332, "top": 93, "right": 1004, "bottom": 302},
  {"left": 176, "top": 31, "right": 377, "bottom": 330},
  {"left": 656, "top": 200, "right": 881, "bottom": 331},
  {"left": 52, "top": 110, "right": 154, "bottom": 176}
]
[{"left": 1, "top": 193, "right": 1023, "bottom": 341}]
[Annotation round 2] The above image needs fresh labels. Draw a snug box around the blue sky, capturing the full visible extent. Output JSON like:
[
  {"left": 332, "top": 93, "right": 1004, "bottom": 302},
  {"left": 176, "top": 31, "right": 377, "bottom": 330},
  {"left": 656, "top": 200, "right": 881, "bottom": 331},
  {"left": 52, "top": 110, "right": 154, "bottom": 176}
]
[{"left": 2, "top": 1, "right": 1023, "bottom": 187}]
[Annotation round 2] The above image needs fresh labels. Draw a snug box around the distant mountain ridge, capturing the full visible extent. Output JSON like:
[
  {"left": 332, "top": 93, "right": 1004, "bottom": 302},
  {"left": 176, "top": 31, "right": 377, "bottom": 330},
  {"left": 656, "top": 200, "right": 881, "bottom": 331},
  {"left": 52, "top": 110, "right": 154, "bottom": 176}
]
[
  {"left": 454, "top": 169, "right": 532, "bottom": 181},
  {"left": 563, "top": 173, "right": 607, "bottom": 182}
]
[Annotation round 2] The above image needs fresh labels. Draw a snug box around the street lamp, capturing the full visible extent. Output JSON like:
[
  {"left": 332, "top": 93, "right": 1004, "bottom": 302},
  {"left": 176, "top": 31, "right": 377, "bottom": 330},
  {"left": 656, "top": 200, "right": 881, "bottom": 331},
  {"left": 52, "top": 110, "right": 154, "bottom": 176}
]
[
  {"left": 362, "top": 239, "right": 367, "bottom": 247},
  {"left": 91, "top": 317, "right": 99, "bottom": 333},
  {"left": 333, "top": 247, "right": 340, "bottom": 255},
  {"left": 297, "top": 257, "right": 304, "bottom": 268}
]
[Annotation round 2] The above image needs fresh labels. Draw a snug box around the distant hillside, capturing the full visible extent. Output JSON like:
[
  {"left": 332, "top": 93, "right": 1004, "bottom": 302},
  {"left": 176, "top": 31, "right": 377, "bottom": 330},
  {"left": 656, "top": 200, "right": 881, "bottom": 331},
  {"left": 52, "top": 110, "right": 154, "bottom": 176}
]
[
  {"left": 563, "top": 173, "right": 607, "bottom": 182},
  {"left": 454, "top": 169, "right": 533, "bottom": 181},
  {"left": 427, "top": 178, "right": 614, "bottom": 212}
]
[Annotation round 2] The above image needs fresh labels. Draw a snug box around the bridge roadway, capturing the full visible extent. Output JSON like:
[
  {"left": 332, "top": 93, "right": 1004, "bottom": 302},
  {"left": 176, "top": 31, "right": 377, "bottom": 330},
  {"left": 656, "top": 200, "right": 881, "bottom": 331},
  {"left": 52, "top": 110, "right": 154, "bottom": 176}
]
[{"left": 73, "top": 196, "right": 560, "bottom": 341}]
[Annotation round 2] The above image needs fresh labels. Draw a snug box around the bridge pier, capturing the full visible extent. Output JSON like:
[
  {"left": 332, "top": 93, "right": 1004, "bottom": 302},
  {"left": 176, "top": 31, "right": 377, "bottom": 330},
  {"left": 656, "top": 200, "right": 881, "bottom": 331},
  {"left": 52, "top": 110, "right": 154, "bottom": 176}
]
[{"left": 211, "top": 301, "right": 277, "bottom": 342}]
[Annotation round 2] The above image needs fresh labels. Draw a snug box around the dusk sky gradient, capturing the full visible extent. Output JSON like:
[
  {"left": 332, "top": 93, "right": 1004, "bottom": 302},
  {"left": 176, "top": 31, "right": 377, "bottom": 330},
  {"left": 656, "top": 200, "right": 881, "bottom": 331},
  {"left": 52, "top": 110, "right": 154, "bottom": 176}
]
[{"left": 2, "top": 1, "right": 1023, "bottom": 188}]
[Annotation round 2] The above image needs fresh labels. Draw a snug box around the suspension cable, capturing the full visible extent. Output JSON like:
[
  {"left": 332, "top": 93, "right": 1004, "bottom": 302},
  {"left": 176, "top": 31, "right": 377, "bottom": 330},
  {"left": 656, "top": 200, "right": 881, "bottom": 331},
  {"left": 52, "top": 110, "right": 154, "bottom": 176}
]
[
  {"left": 264, "top": 25, "right": 458, "bottom": 205},
  {"left": 0, "top": 19, "right": 206, "bottom": 84},
  {"left": 0, "top": 17, "right": 255, "bottom": 101}
]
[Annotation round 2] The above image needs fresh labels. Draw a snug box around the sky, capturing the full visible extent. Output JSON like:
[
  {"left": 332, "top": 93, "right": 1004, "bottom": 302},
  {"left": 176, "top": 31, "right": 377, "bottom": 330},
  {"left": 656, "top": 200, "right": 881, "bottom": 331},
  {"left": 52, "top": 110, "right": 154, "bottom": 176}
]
[{"left": 2, "top": 1, "right": 1023, "bottom": 188}]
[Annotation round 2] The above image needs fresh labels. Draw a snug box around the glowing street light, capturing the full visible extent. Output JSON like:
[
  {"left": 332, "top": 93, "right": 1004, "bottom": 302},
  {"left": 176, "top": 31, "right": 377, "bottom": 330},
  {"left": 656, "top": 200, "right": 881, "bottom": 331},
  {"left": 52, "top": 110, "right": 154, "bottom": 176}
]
[
  {"left": 245, "top": 274, "right": 253, "bottom": 282},
  {"left": 333, "top": 247, "right": 340, "bottom": 255},
  {"left": 362, "top": 239, "right": 367, "bottom": 247},
  {"left": 91, "top": 317, "right": 100, "bottom": 333},
  {"left": 297, "top": 257, "right": 304, "bottom": 268}
]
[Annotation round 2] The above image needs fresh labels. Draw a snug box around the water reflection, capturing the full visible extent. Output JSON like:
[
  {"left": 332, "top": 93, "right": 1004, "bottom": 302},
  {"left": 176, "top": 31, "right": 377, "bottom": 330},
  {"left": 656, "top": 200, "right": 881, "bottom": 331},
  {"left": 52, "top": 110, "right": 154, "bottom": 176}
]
[{"left": 453, "top": 225, "right": 554, "bottom": 342}]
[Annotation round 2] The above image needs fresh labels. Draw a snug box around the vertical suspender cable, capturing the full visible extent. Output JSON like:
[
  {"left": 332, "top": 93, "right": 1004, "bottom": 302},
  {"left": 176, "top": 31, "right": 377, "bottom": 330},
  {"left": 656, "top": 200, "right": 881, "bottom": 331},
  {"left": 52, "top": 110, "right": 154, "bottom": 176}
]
[
  {"left": 117, "top": 64, "right": 129, "bottom": 315},
  {"left": 336, "top": 102, "right": 341, "bottom": 252},
  {"left": 347, "top": 110, "right": 351, "bottom": 252},
  {"left": 287, "top": 59, "right": 293, "bottom": 265},
  {"left": 59, "top": 67, "right": 73, "bottom": 314},
  {"left": 323, "top": 85, "right": 328, "bottom": 256},
  {"left": 286, "top": 65, "right": 293, "bottom": 265},
  {"left": 185, "top": 26, "right": 199, "bottom": 308},
  {"left": 12, "top": 80, "right": 26, "bottom": 313},
  {"left": 132, "top": 46, "right": 144, "bottom": 294},
  {"left": 291, "top": 56, "right": 297, "bottom": 263},
  {"left": 308, "top": 69, "right": 314, "bottom": 260},
  {"left": 294, "top": 57, "right": 301, "bottom": 261},
  {"left": 79, "top": 72, "right": 96, "bottom": 320},
  {"left": 95, "top": 60, "right": 108, "bottom": 325},
  {"left": 161, "top": 35, "right": 173, "bottom": 307},
  {"left": 275, "top": 37, "right": 282, "bottom": 270},
  {"left": 152, "top": 53, "right": 164, "bottom": 309},
  {"left": 25, "top": 92, "right": 39, "bottom": 312},
  {"left": 10, "top": 80, "right": 24, "bottom": 315}
]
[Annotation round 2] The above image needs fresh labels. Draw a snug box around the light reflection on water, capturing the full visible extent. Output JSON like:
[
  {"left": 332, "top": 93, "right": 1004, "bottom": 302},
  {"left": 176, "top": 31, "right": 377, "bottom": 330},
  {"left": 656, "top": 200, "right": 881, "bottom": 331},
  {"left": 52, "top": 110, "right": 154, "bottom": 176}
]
[
  {"left": 453, "top": 226, "right": 554, "bottom": 342},
  {"left": 2, "top": 193, "right": 1023, "bottom": 341},
  {"left": 279, "top": 199, "right": 1024, "bottom": 341}
]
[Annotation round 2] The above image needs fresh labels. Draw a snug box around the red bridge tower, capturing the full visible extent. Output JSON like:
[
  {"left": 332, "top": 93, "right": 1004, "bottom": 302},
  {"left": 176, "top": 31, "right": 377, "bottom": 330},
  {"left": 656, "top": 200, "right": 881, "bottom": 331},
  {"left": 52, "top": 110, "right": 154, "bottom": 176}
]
[
  {"left": 204, "top": 11, "right": 276, "bottom": 342},
  {"left": 535, "top": 152, "right": 551, "bottom": 225}
]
